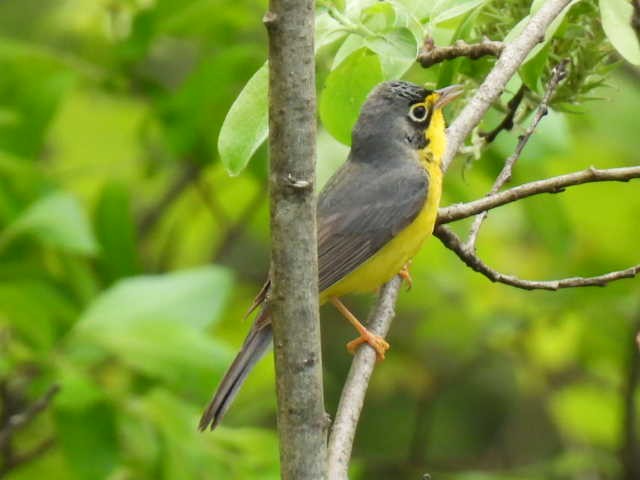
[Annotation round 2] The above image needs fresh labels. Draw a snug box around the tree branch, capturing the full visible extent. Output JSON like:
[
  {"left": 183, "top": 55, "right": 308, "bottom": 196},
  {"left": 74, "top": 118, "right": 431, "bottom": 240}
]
[
  {"left": 0, "top": 383, "right": 59, "bottom": 477},
  {"left": 264, "top": 1, "right": 327, "bottom": 478},
  {"left": 478, "top": 84, "right": 527, "bottom": 143},
  {"left": 417, "top": 37, "right": 504, "bottom": 68},
  {"left": 0, "top": 385, "right": 60, "bottom": 448},
  {"left": 434, "top": 224, "right": 640, "bottom": 291},
  {"left": 327, "top": 276, "right": 402, "bottom": 480},
  {"left": 437, "top": 165, "right": 640, "bottom": 225}
]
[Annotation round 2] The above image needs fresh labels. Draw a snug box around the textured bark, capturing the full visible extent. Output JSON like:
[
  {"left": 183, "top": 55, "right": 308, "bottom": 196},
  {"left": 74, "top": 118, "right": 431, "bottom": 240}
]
[{"left": 264, "top": 1, "right": 327, "bottom": 479}]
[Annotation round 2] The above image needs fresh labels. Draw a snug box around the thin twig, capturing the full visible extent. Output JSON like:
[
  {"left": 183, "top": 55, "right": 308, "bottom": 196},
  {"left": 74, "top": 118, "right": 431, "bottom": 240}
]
[
  {"left": 434, "top": 225, "right": 640, "bottom": 291},
  {"left": 417, "top": 37, "right": 504, "bottom": 68},
  {"left": 437, "top": 165, "right": 640, "bottom": 225},
  {"left": 465, "top": 60, "right": 568, "bottom": 252},
  {"left": 138, "top": 160, "right": 203, "bottom": 238},
  {"left": 0, "top": 385, "right": 60, "bottom": 448},
  {"left": 327, "top": 277, "right": 402, "bottom": 480},
  {"left": 0, "top": 438, "right": 55, "bottom": 478},
  {"left": 212, "top": 187, "right": 266, "bottom": 262},
  {"left": 478, "top": 84, "right": 527, "bottom": 143},
  {"left": 194, "top": 178, "right": 232, "bottom": 230}
]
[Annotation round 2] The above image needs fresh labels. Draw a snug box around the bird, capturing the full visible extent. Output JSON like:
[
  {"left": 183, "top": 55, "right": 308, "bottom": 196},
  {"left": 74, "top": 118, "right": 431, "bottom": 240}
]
[{"left": 199, "top": 80, "right": 462, "bottom": 431}]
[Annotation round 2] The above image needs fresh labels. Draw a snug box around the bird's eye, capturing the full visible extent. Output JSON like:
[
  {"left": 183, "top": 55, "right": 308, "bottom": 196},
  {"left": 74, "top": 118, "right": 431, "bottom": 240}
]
[{"left": 409, "top": 104, "right": 428, "bottom": 123}]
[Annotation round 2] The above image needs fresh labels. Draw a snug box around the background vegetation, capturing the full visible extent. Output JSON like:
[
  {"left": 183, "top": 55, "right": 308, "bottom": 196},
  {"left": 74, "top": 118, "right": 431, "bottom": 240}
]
[{"left": 0, "top": 0, "right": 639, "bottom": 479}]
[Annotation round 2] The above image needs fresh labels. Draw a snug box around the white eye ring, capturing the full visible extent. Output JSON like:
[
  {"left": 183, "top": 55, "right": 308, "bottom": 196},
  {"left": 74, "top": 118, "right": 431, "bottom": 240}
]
[{"left": 409, "top": 104, "right": 428, "bottom": 122}]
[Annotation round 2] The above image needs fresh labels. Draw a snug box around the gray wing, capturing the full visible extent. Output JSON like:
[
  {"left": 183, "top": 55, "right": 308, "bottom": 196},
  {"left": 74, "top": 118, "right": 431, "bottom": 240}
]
[{"left": 317, "top": 160, "right": 428, "bottom": 292}]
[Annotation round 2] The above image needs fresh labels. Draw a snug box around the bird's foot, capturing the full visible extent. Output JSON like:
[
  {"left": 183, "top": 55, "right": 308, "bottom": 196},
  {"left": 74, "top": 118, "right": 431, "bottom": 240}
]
[
  {"left": 346, "top": 330, "right": 390, "bottom": 361},
  {"left": 399, "top": 263, "right": 413, "bottom": 291}
]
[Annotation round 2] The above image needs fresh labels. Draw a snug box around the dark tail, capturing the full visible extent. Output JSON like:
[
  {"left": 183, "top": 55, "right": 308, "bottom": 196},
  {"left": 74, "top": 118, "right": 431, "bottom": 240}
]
[{"left": 199, "top": 307, "right": 272, "bottom": 431}]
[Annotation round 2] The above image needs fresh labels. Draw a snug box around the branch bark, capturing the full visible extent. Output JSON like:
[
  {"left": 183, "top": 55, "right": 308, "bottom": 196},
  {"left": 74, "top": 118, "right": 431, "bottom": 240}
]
[
  {"left": 417, "top": 37, "right": 504, "bottom": 68},
  {"left": 264, "top": 1, "right": 327, "bottom": 479},
  {"left": 437, "top": 166, "right": 640, "bottom": 225},
  {"left": 434, "top": 224, "right": 640, "bottom": 290}
]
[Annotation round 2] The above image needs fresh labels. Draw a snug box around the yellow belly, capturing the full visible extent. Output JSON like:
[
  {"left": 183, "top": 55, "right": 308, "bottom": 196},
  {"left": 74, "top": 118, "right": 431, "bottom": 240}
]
[{"left": 319, "top": 162, "right": 442, "bottom": 303}]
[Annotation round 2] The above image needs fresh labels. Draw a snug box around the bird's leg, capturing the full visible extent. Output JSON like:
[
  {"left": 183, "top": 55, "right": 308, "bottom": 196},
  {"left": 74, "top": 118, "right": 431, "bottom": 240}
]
[
  {"left": 329, "top": 297, "right": 389, "bottom": 360},
  {"left": 399, "top": 261, "right": 413, "bottom": 291}
]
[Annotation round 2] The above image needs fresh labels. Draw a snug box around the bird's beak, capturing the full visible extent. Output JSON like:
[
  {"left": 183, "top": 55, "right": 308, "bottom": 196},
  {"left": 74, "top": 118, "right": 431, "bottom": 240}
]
[{"left": 433, "top": 85, "right": 464, "bottom": 109}]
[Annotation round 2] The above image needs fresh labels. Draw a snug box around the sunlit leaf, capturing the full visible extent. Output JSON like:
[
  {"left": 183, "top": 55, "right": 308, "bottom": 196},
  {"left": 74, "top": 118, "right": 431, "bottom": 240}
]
[
  {"left": 361, "top": 2, "right": 396, "bottom": 31},
  {"left": 366, "top": 27, "right": 418, "bottom": 78},
  {"left": 218, "top": 63, "right": 268, "bottom": 176},
  {"left": 599, "top": 0, "right": 640, "bottom": 65},
  {"left": 0, "top": 191, "right": 98, "bottom": 255},
  {"left": 76, "top": 266, "right": 233, "bottom": 332},
  {"left": 431, "top": 0, "right": 486, "bottom": 24}
]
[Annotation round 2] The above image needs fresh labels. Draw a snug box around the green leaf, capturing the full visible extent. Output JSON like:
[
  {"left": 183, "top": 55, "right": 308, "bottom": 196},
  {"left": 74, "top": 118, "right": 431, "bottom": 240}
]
[
  {"left": 71, "top": 267, "right": 235, "bottom": 393},
  {"left": 518, "top": 42, "right": 551, "bottom": 92},
  {"left": 431, "top": 0, "right": 487, "bottom": 24},
  {"left": 217, "top": 63, "right": 268, "bottom": 176},
  {"left": 320, "top": 48, "right": 384, "bottom": 145},
  {"left": 366, "top": 27, "right": 418, "bottom": 79},
  {"left": 361, "top": 2, "right": 396, "bottom": 31},
  {"left": 55, "top": 403, "right": 119, "bottom": 480},
  {"left": 0, "top": 191, "right": 97, "bottom": 255},
  {"left": 599, "top": 0, "right": 640, "bottom": 65},
  {"left": 94, "top": 181, "right": 139, "bottom": 283},
  {"left": 437, "top": 7, "right": 481, "bottom": 88},
  {"left": 331, "top": 34, "right": 367, "bottom": 70},
  {"left": 76, "top": 266, "right": 233, "bottom": 332},
  {"left": 0, "top": 42, "right": 75, "bottom": 157}
]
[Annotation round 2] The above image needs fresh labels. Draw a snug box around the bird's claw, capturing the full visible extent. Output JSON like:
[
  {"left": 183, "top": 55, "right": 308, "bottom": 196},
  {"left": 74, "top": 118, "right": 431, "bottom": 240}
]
[{"left": 346, "top": 331, "right": 390, "bottom": 361}]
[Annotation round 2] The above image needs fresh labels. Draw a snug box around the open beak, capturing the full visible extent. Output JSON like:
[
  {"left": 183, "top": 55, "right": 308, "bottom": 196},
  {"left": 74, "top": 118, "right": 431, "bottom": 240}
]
[{"left": 433, "top": 84, "right": 464, "bottom": 109}]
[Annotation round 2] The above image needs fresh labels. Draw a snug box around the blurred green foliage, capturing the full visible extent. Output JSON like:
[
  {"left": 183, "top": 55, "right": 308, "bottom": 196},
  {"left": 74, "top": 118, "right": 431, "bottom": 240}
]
[{"left": 0, "top": 0, "right": 638, "bottom": 479}]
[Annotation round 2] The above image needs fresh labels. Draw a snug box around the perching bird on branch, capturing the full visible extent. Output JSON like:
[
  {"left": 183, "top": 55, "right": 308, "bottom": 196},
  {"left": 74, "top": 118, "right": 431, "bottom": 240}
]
[{"left": 199, "top": 80, "right": 462, "bottom": 430}]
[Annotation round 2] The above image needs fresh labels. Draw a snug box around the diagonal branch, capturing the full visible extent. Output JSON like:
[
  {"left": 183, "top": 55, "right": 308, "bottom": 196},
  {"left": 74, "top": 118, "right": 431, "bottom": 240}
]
[
  {"left": 478, "top": 84, "right": 527, "bottom": 143},
  {"left": 465, "top": 60, "right": 568, "bottom": 251},
  {"left": 434, "top": 225, "right": 640, "bottom": 291},
  {"left": 0, "top": 384, "right": 60, "bottom": 448}
]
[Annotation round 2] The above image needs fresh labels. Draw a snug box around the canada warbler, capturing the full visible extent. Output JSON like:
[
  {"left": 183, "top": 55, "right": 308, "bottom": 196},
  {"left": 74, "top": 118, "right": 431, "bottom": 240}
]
[{"left": 200, "top": 80, "right": 462, "bottom": 430}]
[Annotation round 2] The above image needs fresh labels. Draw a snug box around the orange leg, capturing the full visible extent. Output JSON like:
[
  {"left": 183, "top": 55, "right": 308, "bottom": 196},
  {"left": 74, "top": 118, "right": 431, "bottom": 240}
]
[
  {"left": 330, "top": 297, "right": 390, "bottom": 360},
  {"left": 399, "top": 262, "right": 413, "bottom": 291}
]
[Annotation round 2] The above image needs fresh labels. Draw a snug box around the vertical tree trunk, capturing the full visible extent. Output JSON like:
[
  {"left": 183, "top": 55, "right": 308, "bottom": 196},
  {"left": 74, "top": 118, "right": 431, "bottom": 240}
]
[{"left": 264, "top": 0, "right": 327, "bottom": 478}]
